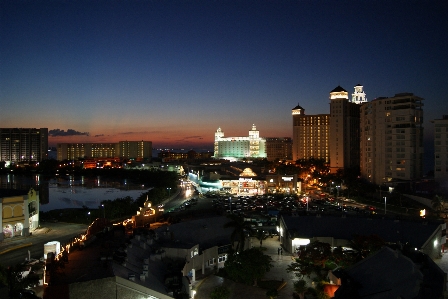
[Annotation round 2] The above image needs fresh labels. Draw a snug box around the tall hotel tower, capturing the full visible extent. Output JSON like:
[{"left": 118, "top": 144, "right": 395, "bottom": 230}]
[
  {"left": 329, "top": 86, "right": 361, "bottom": 173},
  {"left": 360, "top": 93, "right": 424, "bottom": 184},
  {"left": 291, "top": 104, "right": 330, "bottom": 162},
  {"left": 432, "top": 115, "right": 448, "bottom": 188},
  {"left": 0, "top": 128, "right": 48, "bottom": 163}
]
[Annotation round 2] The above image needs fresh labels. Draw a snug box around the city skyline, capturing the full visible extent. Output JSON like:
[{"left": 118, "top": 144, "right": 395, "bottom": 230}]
[{"left": 1, "top": 0, "right": 447, "bottom": 153}]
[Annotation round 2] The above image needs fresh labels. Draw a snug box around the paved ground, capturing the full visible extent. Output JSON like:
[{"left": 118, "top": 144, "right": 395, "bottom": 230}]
[
  {"left": 434, "top": 249, "right": 448, "bottom": 292},
  {"left": 193, "top": 237, "right": 296, "bottom": 299}
]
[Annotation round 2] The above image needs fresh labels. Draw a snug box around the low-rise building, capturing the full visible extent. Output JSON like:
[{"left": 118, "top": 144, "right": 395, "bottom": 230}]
[
  {"left": 279, "top": 214, "right": 445, "bottom": 260},
  {"left": 1, "top": 188, "right": 39, "bottom": 241}
]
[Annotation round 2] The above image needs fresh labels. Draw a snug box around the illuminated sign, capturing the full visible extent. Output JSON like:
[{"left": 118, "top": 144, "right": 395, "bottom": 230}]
[
  {"left": 239, "top": 178, "right": 253, "bottom": 182},
  {"left": 282, "top": 177, "right": 293, "bottom": 181}
]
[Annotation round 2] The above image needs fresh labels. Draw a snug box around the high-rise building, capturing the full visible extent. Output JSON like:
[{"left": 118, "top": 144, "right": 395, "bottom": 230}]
[
  {"left": 265, "top": 137, "right": 292, "bottom": 161},
  {"left": 432, "top": 115, "right": 448, "bottom": 188},
  {"left": 360, "top": 93, "right": 424, "bottom": 184},
  {"left": 213, "top": 125, "right": 266, "bottom": 160},
  {"left": 0, "top": 128, "right": 48, "bottom": 164},
  {"left": 119, "top": 141, "right": 152, "bottom": 160},
  {"left": 291, "top": 104, "right": 330, "bottom": 162},
  {"left": 329, "top": 86, "right": 361, "bottom": 173}
]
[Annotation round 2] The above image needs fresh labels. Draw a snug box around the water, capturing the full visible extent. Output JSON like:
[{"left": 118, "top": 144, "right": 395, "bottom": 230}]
[{"left": 0, "top": 174, "right": 149, "bottom": 212}]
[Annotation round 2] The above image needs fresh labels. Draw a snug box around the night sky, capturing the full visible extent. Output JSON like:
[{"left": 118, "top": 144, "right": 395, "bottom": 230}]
[{"left": 1, "top": 1, "right": 447, "bottom": 161}]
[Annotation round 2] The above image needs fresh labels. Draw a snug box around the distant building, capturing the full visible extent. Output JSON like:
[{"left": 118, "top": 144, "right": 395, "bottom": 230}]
[
  {"left": 57, "top": 143, "right": 118, "bottom": 160},
  {"left": 360, "top": 93, "right": 424, "bottom": 184},
  {"left": 291, "top": 103, "right": 330, "bottom": 162},
  {"left": 432, "top": 115, "right": 448, "bottom": 189},
  {"left": 0, "top": 128, "right": 48, "bottom": 165},
  {"left": 119, "top": 141, "right": 152, "bottom": 160},
  {"left": 265, "top": 137, "right": 292, "bottom": 161},
  {"left": 158, "top": 150, "right": 213, "bottom": 162},
  {"left": 213, "top": 125, "right": 266, "bottom": 160},
  {"left": 329, "top": 86, "right": 361, "bottom": 173},
  {"left": 57, "top": 141, "right": 152, "bottom": 161}
]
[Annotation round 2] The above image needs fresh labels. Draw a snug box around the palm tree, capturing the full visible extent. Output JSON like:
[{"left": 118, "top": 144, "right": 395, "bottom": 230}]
[
  {"left": 293, "top": 279, "right": 308, "bottom": 299},
  {"left": 255, "top": 229, "right": 268, "bottom": 247},
  {"left": 223, "top": 214, "right": 253, "bottom": 252}
]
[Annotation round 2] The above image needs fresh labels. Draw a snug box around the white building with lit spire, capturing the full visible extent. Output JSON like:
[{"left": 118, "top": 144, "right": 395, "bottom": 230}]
[
  {"left": 213, "top": 125, "right": 266, "bottom": 160},
  {"left": 351, "top": 84, "right": 367, "bottom": 104}
]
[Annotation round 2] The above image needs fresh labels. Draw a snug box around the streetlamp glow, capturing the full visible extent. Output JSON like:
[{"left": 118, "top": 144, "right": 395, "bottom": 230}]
[
  {"left": 102, "top": 204, "right": 105, "bottom": 218},
  {"left": 384, "top": 197, "right": 387, "bottom": 214}
]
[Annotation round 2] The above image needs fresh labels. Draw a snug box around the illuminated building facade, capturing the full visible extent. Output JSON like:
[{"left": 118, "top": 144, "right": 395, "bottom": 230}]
[
  {"left": 213, "top": 125, "right": 266, "bottom": 160},
  {"left": 265, "top": 137, "right": 293, "bottom": 161},
  {"left": 360, "top": 93, "right": 424, "bottom": 184},
  {"left": 57, "top": 141, "right": 152, "bottom": 161},
  {"left": 291, "top": 104, "right": 330, "bottom": 162},
  {"left": 0, "top": 188, "right": 39, "bottom": 241},
  {"left": 432, "top": 115, "right": 448, "bottom": 188},
  {"left": 329, "top": 86, "right": 361, "bottom": 173},
  {"left": 57, "top": 143, "right": 118, "bottom": 160},
  {"left": 0, "top": 128, "right": 48, "bottom": 164},
  {"left": 351, "top": 84, "right": 367, "bottom": 105},
  {"left": 119, "top": 141, "right": 152, "bottom": 160}
]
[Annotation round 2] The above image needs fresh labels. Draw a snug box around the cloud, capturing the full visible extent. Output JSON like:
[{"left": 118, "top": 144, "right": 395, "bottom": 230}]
[
  {"left": 117, "top": 131, "right": 154, "bottom": 135},
  {"left": 49, "top": 129, "right": 89, "bottom": 137}
]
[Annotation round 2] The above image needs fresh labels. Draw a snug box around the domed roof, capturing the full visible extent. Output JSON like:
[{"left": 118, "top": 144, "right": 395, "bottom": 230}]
[
  {"left": 330, "top": 85, "right": 347, "bottom": 93},
  {"left": 240, "top": 168, "right": 257, "bottom": 177}
]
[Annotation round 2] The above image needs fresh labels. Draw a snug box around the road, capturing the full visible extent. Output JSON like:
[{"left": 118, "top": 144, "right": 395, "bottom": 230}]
[{"left": 0, "top": 222, "right": 87, "bottom": 267}]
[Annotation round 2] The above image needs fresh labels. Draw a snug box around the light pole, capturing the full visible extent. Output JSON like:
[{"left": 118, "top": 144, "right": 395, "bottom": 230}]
[
  {"left": 102, "top": 204, "right": 105, "bottom": 218},
  {"left": 87, "top": 211, "right": 91, "bottom": 224},
  {"left": 167, "top": 187, "right": 171, "bottom": 197},
  {"left": 384, "top": 197, "right": 387, "bottom": 214}
]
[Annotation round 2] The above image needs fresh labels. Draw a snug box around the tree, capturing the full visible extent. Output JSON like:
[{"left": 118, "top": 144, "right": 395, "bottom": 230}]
[
  {"left": 287, "top": 241, "right": 332, "bottom": 280},
  {"left": 432, "top": 195, "right": 445, "bottom": 216},
  {"left": 293, "top": 279, "right": 309, "bottom": 299},
  {"left": 266, "top": 288, "right": 278, "bottom": 299},
  {"left": 223, "top": 214, "right": 253, "bottom": 252},
  {"left": 210, "top": 285, "right": 230, "bottom": 299},
  {"left": 255, "top": 229, "right": 268, "bottom": 247},
  {"left": 349, "top": 234, "right": 385, "bottom": 262},
  {"left": 224, "top": 247, "right": 272, "bottom": 286},
  {"left": 4, "top": 263, "right": 40, "bottom": 296}
]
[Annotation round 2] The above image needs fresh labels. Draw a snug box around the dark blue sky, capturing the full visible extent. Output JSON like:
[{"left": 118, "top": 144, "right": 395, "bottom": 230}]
[{"left": 1, "top": 0, "right": 447, "bottom": 167}]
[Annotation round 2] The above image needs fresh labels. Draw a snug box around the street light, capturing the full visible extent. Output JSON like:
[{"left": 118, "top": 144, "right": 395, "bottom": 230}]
[
  {"left": 167, "top": 187, "right": 171, "bottom": 197},
  {"left": 101, "top": 204, "right": 105, "bottom": 218},
  {"left": 384, "top": 197, "right": 387, "bottom": 214}
]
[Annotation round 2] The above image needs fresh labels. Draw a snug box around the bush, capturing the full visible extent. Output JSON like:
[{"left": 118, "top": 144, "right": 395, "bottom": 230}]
[{"left": 210, "top": 285, "right": 230, "bottom": 299}]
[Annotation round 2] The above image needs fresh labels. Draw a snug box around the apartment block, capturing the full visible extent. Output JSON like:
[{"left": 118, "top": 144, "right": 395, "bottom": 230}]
[
  {"left": 432, "top": 115, "right": 448, "bottom": 188},
  {"left": 360, "top": 93, "right": 424, "bottom": 184},
  {"left": 0, "top": 128, "right": 48, "bottom": 163}
]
